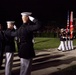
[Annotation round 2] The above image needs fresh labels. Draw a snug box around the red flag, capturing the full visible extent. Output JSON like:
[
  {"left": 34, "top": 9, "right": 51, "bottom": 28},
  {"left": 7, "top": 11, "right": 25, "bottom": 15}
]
[
  {"left": 70, "top": 11, "right": 74, "bottom": 38},
  {"left": 66, "top": 11, "right": 69, "bottom": 33}
]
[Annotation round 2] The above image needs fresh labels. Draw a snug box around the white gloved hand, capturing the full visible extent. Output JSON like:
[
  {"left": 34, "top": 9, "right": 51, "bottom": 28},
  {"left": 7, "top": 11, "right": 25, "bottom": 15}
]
[
  {"left": 14, "top": 25, "right": 17, "bottom": 30},
  {"left": 29, "top": 16, "right": 35, "bottom": 21}
]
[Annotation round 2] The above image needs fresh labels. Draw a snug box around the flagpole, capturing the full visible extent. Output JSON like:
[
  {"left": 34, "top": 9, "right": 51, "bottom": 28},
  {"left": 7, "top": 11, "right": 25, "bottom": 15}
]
[
  {"left": 65, "top": 11, "right": 70, "bottom": 50},
  {"left": 70, "top": 11, "right": 74, "bottom": 50},
  {"left": 66, "top": 11, "right": 69, "bottom": 33}
]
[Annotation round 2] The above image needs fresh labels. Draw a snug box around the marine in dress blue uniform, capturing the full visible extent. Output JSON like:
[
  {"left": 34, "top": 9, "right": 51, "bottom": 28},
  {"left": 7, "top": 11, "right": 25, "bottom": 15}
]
[
  {"left": 64, "top": 30, "right": 68, "bottom": 51},
  {"left": 4, "top": 21, "right": 16, "bottom": 75},
  {"left": 70, "top": 36, "right": 74, "bottom": 50},
  {"left": 16, "top": 12, "right": 41, "bottom": 75},
  {"left": 67, "top": 32, "right": 71, "bottom": 50},
  {"left": 58, "top": 28, "right": 65, "bottom": 51}
]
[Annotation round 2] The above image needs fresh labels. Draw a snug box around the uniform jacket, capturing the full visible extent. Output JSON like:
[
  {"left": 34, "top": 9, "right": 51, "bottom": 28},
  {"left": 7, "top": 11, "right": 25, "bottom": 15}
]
[
  {"left": 16, "top": 19, "right": 41, "bottom": 59},
  {"left": 59, "top": 32, "right": 66, "bottom": 41},
  {"left": 4, "top": 29, "right": 15, "bottom": 52}
]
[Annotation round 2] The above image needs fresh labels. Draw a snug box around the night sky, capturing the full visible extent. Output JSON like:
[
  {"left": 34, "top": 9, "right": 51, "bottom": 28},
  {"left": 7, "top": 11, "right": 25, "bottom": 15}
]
[{"left": 0, "top": 0, "right": 76, "bottom": 28}]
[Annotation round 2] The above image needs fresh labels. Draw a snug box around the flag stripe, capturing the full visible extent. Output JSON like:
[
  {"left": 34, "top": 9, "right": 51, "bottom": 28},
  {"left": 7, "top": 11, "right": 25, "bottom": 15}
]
[{"left": 70, "top": 11, "right": 73, "bottom": 38}]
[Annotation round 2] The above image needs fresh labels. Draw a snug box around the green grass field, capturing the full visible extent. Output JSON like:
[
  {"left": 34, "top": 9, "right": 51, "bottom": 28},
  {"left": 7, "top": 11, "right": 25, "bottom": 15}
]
[
  {"left": 34, "top": 37, "right": 76, "bottom": 50},
  {"left": 15, "top": 37, "right": 76, "bottom": 51},
  {"left": 34, "top": 38, "right": 59, "bottom": 50}
]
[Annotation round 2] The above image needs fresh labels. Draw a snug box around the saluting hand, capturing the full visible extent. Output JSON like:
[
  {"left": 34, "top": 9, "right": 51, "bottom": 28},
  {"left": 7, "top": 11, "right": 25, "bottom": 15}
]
[
  {"left": 14, "top": 25, "right": 17, "bottom": 30},
  {"left": 29, "top": 16, "right": 35, "bottom": 22}
]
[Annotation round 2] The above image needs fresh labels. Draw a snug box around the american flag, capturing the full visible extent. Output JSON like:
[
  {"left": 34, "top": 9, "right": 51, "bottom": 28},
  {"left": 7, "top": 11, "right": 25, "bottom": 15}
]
[
  {"left": 70, "top": 11, "right": 74, "bottom": 38},
  {"left": 66, "top": 11, "right": 69, "bottom": 33}
]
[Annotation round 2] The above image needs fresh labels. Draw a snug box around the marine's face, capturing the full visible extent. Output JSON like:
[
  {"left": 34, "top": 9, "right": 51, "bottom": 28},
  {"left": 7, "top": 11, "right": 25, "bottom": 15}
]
[
  {"left": 22, "top": 15, "right": 29, "bottom": 23},
  {"left": 7, "top": 23, "right": 14, "bottom": 29}
]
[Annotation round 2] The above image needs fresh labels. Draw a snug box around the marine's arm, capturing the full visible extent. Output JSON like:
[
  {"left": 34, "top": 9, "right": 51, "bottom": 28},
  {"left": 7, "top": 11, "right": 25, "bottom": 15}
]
[{"left": 27, "top": 16, "right": 41, "bottom": 31}]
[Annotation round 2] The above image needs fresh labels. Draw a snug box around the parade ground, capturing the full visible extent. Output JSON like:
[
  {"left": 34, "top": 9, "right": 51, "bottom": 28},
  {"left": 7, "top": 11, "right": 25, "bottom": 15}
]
[
  {"left": 1, "top": 47, "right": 76, "bottom": 75},
  {"left": 0, "top": 0, "right": 75, "bottom": 75}
]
